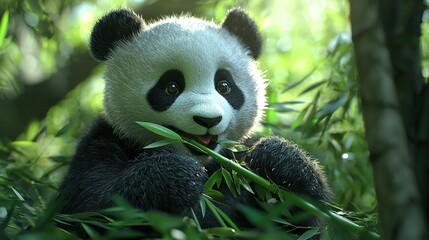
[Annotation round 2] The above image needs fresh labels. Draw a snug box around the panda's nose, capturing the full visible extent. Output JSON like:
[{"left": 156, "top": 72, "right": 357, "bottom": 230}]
[{"left": 193, "top": 116, "right": 222, "bottom": 128}]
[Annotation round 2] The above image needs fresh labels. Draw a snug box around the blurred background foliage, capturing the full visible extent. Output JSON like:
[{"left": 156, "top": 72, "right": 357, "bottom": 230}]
[{"left": 4, "top": 0, "right": 425, "bottom": 238}]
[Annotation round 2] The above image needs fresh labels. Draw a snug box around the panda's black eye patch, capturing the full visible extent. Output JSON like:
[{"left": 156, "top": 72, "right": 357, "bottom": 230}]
[
  {"left": 214, "top": 69, "right": 244, "bottom": 110},
  {"left": 147, "top": 70, "right": 185, "bottom": 112}
]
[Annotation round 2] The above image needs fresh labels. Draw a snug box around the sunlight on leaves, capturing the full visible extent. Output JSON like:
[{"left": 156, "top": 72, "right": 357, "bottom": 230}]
[{"left": 0, "top": 11, "right": 9, "bottom": 47}]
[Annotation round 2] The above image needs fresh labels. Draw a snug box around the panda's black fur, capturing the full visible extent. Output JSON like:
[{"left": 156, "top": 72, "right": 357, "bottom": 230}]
[{"left": 58, "top": 8, "right": 332, "bottom": 238}]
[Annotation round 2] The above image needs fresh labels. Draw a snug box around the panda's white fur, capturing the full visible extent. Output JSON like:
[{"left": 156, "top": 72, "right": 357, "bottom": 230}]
[{"left": 103, "top": 15, "right": 266, "bottom": 159}]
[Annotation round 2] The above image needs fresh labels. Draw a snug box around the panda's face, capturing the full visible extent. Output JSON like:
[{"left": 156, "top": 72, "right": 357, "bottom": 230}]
[{"left": 91, "top": 10, "right": 265, "bottom": 158}]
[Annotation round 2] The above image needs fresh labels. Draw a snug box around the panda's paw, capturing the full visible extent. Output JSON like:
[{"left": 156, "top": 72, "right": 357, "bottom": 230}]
[
  {"left": 118, "top": 149, "right": 208, "bottom": 213},
  {"left": 246, "top": 136, "right": 331, "bottom": 201}
]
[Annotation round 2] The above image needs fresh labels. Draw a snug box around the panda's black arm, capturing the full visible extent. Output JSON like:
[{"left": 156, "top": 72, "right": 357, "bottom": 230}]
[
  {"left": 245, "top": 136, "right": 333, "bottom": 202},
  {"left": 57, "top": 118, "right": 207, "bottom": 214}
]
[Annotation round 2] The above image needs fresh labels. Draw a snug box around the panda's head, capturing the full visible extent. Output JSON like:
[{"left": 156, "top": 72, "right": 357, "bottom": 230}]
[{"left": 90, "top": 9, "right": 266, "bottom": 159}]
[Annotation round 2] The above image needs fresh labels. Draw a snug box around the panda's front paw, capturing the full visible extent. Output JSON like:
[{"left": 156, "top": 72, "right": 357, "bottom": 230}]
[
  {"left": 117, "top": 149, "right": 208, "bottom": 213},
  {"left": 246, "top": 136, "right": 331, "bottom": 201}
]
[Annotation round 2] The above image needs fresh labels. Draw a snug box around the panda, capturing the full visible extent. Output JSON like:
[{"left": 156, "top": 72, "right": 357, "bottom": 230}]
[{"left": 58, "top": 8, "right": 332, "bottom": 237}]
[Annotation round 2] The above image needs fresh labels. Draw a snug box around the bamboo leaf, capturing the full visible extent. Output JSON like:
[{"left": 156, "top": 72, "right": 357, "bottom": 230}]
[
  {"left": 205, "top": 189, "right": 224, "bottom": 199},
  {"left": 0, "top": 11, "right": 9, "bottom": 47},
  {"left": 297, "top": 228, "right": 319, "bottom": 240},
  {"left": 55, "top": 123, "right": 72, "bottom": 137},
  {"left": 199, "top": 198, "right": 206, "bottom": 218},
  {"left": 232, "top": 170, "right": 241, "bottom": 194},
  {"left": 222, "top": 168, "right": 237, "bottom": 197},
  {"left": 204, "top": 169, "right": 222, "bottom": 191},
  {"left": 240, "top": 177, "right": 254, "bottom": 194},
  {"left": 317, "top": 95, "right": 347, "bottom": 119},
  {"left": 145, "top": 211, "right": 183, "bottom": 233},
  {"left": 299, "top": 80, "right": 327, "bottom": 96},
  {"left": 48, "top": 155, "right": 70, "bottom": 163},
  {"left": 143, "top": 139, "right": 179, "bottom": 149},
  {"left": 290, "top": 110, "right": 306, "bottom": 130},
  {"left": 283, "top": 67, "right": 318, "bottom": 92},
  {"left": 217, "top": 140, "right": 248, "bottom": 152},
  {"left": 136, "top": 122, "right": 182, "bottom": 140},
  {"left": 10, "top": 187, "right": 25, "bottom": 201},
  {"left": 216, "top": 207, "right": 240, "bottom": 231},
  {"left": 82, "top": 223, "right": 100, "bottom": 238},
  {"left": 204, "top": 227, "right": 236, "bottom": 237},
  {"left": 190, "top": 208, "right": 202, "bottom": 230},
  {"left": 204, "top": 197, "right": 226, "bottom": 227}
]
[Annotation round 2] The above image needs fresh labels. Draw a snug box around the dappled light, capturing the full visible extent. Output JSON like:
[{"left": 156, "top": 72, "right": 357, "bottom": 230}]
[{"left": 1, "top": 0, "right": 428, "bottom": 239}]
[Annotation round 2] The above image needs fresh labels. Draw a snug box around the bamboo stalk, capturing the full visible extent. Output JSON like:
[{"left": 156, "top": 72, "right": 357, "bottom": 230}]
[{"left": 349, "top": 0, "right": 428, "bottom": 239}]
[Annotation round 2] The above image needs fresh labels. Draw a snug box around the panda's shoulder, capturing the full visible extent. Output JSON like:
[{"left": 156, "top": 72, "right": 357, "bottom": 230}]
[
  {"left": 82, "top": 117, "right": 115, "bottom": 140},
  {"left": 75, "top": 117, "right": 137, "bottom": 157}
]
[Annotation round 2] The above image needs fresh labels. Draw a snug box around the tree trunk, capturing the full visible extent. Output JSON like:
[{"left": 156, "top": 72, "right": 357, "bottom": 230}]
[{"left": 349, "top": 0, "right": 428, "bottom": 239}]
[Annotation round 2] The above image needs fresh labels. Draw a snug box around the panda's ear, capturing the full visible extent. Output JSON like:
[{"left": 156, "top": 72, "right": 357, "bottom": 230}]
[
  {"left": 90, "top": 9, "right": 145, "bottom": 61},
  {"left": 222, "top": 9, "right": 262, "bottom": 59}
]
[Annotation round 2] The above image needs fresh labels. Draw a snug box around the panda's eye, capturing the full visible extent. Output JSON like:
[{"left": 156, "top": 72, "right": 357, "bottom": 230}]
[
  {"left": 165, "top": 82, "right": 180, "bottom": 96},
  {"left": 216, "top": 80, "right": 231, "bottom": 95}
]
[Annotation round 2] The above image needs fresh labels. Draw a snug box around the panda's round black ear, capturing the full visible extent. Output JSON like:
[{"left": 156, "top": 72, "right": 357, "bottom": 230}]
[
  {"left": 90, "top": 9, "right": 144, "bottom": 61},
  {"left": 222, "top": 9, "right": 262, "bottom": 59}
]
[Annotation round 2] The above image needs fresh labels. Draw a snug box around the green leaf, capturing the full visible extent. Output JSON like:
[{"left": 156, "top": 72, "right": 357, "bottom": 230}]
[
  {"left": 269, "top": 105, "right": 296, "bottom": 113},
  {"left": 290, "top": 110, "right": 306, "bottom": 130},
  {"left": 204, "top": 227, "right": 236, "bottom": 237},
  {"left": 204, "top": 169, "right": 222, "bottom": 191},
  {"left": 236, "top": 204, "right": 266, "bottom": 226},
  {"left": 216, "top": 206, "right": 240, "bottom": 230},
  {"left": 82, "top": 223, "right": 100, "bottom": 238},
  {"left": 283, "top": 67, "right": 317, "bottom": 92},
  {"left": 136, "top": 122, "right": 182, "bottom": 140},
  {"left": 272, "top": 217, "right": 291, "bottom": 225},
  {"left": 317, "top": 95, "right": 348, "bottom": 119},
  {"left": 10, "top": 187, "right": 25, "bottom": 201},
  {"left": 205, "top": 189, "right": 225, "bottom": 199},
  {"left": 239, "top": 177, "right": 254, "bottom": 194},
  {"left": 11, "top": 141, "right": 35, "bottom": 148},
  {"left": 0, "top": 11, "right": 9, "bottom": 47},
  {"left": 190, "top": 208, "right": 202, "bottom": 230},
  {"left": 204, "top": 197, "right": 226, "bottom": 227},
  {"left": 299, "top": 80, "right": 327, "bottom": 95},
  {"left": 232, "top": 170, "right": 241, "bottom": 194},
  {"left": 217, "top": 140, "right": 248, "bottom": 152},
  {"left": 146, "top": 211, "right": 183, "bottom": 233},
  {"left": 222, "top": 168, "right": 237, "bottom": 197},
  {"left": 143, "top": 139, "right": 180, "bottom": 149},
  {"left": 48, "top": 155, "right": 70, "bottom": 163},
  {"left": 55, "top": 123, "right": 72, "bottom": 137},
  {"left": 297, "top": 228, "right": 319, "bottom": 240},
  {"left": 199, "top": 198, "right": 206, "bottom": 218}
]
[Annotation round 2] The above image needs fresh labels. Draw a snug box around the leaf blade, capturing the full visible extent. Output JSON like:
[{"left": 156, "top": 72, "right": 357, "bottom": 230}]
[
  {"left": 136, "top": 121, "right": 182, "bottom": 140},
  {"left": 0, "top": 11, "right": 9, "bottom": 47},
  {"left": 143, "top": 139, "right": 179, "bottom": 149}
]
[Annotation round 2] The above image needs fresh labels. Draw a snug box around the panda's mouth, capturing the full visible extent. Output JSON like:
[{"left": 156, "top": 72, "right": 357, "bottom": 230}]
[
  {"left": 186, "top": 133, "right": 218, "bottom": 153},
  {"left": 168, "top": 127, "right": 218, "bottom": 154}
]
